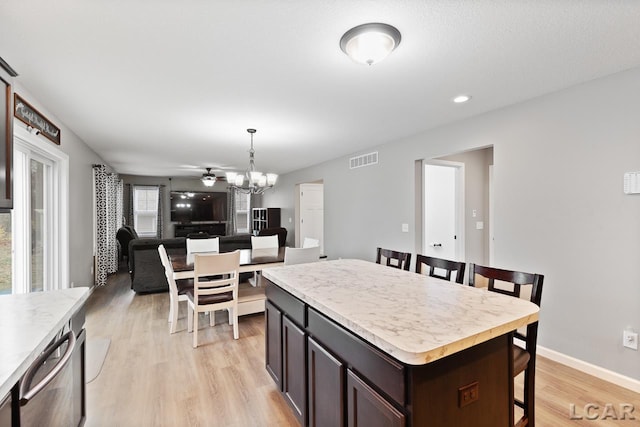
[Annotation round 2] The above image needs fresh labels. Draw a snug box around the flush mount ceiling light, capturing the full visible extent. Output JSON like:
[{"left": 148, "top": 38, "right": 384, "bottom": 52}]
[
  {"left": 340, "top": 23, "right": 401, "bottom": 65},
  {"left": 201, "top": 167, "right": 217, "bottom": 187},
  {"left": 453, "top": 94, "right": 472, "bottom": 104}
]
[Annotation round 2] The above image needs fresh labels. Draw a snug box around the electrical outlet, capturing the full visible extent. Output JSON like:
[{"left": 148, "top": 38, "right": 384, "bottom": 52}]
[{"left": 623, "top": 330, "right": 638, "bottom": 350}]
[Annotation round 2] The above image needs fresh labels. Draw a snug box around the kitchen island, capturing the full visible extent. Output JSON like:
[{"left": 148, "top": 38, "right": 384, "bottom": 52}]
[
  {"left": 262, "top": 259, "right": 539, "bottom": 427},
  {"left": 0, "top": 287, "right": 90, "bottom": 425}
]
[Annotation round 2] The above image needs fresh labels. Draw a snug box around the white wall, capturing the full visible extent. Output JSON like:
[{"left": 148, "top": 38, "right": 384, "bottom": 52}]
[
  {"left": 13, "top": 84, "right": 107, "bottom": 288},
  {"left": 265, "top": 67, "right": 640, "bottom": 380}
]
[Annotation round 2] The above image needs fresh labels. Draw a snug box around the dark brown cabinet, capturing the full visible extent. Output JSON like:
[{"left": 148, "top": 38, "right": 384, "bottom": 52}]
[
  {"left": 265, "top": 301, "right": 283, "bottom": 388},
  {"left": 252, "top": 208, "right": 280, "bottom": 234},
  {"left": 347, "top": 370, "right": 405, "bottom": 427},
  {"left": 282, "top": 316, "right": 306, "bottom": 425},
  {"left": 308, "top": 337, "right": 344, "bottom": 427},
  {"left": 173, "top": 223, "right": 226, "bottom": 237},
  {"left": 0, "top": 58, "right": 16, "bottom": 211},
  {"left": 265, "top": 279, "right": 512, "bottom": 427}
]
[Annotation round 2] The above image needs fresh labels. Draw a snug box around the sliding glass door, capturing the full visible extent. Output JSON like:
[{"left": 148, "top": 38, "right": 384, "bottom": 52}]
[{"left": 12, "top": 128, "right": 68, "bottom": 293}]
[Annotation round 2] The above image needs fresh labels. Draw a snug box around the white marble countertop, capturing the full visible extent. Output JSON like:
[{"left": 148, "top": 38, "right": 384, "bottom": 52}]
[
  {"left": 0, "top": 287, "right": 90, "bottom": 398},
  {"left": 262, "top": 259, "right": 539, "bottom": 365}
]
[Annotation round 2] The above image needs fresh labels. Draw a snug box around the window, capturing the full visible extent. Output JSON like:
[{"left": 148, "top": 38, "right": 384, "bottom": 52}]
[
  {"left": 236, "top": 192, "right": 250, "bottom": 234},
  {"left": 133, "top": 186, "right": 159, "bottom": 238}
]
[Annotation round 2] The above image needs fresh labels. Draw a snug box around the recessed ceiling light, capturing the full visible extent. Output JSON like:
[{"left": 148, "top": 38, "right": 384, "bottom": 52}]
[{"left": 453, "top": 95, "right": 472, "bottom": 104}]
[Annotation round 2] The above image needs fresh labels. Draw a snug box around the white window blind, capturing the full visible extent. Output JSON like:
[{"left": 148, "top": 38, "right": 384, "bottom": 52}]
[
  {"left": 133, "top": 186, "right": 159, "bottom": 237},
  {"left": 236, "top": 192, "right": 250, "bottom": 234}
]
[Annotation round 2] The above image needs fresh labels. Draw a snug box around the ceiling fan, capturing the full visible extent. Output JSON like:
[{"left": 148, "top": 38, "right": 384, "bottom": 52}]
[{"left": 201, "top": 167, "right": 226, "bottom": 187}]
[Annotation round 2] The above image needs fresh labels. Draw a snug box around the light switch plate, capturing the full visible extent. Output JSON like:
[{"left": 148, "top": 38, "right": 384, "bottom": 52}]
[
  {"left": 476, "top": 221, "right": 484, "bottom": 230},
  {"left": 401, "top": 223, "right": 409, "bottom": 233}
]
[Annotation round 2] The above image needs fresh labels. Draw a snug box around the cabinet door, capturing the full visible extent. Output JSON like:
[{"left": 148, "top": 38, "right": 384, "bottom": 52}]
[
  {"left": 347, "top": 370, "right": 405, "bottom": 427},
  {"left": 0, "top": 75, "right": 12, "bottom": 210},
  {"left": 265, "top": 301, "right": 283, "bottom": 389},
  {"left": 282, "top": 315, "right": 306, "bottom": 425},
  {"left": 308, "top": 337, "right": 344, "bottom": 427}
]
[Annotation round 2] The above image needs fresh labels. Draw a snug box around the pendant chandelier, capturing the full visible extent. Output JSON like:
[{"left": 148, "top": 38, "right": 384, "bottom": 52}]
[{"left": 225, "top": 129, "right": 278, "bottom": 194}]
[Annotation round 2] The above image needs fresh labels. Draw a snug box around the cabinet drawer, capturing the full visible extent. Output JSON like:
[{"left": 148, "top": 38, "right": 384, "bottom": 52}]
[
  {"left": 265, "top": 281, "right": 305, "bottom": 327},
  {"left": 307, "top": 308, "right": 405, "bottom": 406}
]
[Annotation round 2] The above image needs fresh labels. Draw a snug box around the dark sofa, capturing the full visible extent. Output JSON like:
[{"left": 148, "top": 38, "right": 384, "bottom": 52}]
[{"left": 128, "top": 234, "right": 252, "bottom": 293}]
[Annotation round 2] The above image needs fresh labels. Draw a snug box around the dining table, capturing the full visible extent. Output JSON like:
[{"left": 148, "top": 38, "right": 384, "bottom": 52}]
[{"left": 170, "top": 247, "right": 285, "bottom": 281}]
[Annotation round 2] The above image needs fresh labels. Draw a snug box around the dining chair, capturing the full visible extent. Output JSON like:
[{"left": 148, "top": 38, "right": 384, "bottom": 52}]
[
  {"left": 284, "top": 246, "right": 321, "bottom": 266},
  {"left": 302, "top": 237, "right": 320, "bottom": 248},
  {"left": 415, "top": 254, "right": 466, "bottom": 284},
  {"left": 469, "top": 263, "right": 544, "bottom": 427},
  {"left": 257, "top": 227, "right": 288, "bottom": 247},
  {"left": 375, "top": 247, "right": 411, "bottom": 271},
  {"left": 250, "top": 235, "right": 279, "bottom": 285},
  {"left": 158, "top": 244, "right": 193, "bottom": 334},
  {"left": 187, "top": 250, "right": 241, "bottom": 348},
  {"left": 186, "top": 236, "right": 220, "bottom": 254},
  {"left": 251, "top": 235, "right": 279, "bottom": 249}
]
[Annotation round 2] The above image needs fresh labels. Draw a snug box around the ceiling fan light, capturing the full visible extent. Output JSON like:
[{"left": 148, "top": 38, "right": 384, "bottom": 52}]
[
  {"left": 340, "top": 23, "right": 401, "bottom": 65},
  {"left": 201, "top": 176, "right": 216, "bottom": 187},
  {"left": 201, "top": 167, "right": 216, "bottom": 187}
]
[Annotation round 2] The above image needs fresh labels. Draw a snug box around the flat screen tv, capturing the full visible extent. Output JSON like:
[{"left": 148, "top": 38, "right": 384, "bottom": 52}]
[{"left": 170, "top": 191, "right": 227, "bottom": 222}]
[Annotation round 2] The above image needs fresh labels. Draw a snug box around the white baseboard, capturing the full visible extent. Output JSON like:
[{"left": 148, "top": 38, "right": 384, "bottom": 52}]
[{"left": 537, "top": 346, "right": 640, "bottom": 393}]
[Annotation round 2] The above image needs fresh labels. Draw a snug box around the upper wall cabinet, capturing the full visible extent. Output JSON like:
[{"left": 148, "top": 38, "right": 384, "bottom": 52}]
[{"left": 0, "top": 58, "right": 17, "bottom": 211}]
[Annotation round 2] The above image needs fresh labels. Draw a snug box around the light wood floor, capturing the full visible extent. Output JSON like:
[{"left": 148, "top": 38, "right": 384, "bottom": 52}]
[{"left": 85, "top": 268, "right": 639, "bottom": 426}]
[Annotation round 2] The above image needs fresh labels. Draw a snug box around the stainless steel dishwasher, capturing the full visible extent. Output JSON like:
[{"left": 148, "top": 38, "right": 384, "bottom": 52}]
[{"left": 18, "top": 326, "right": 86, "bottom": 427}]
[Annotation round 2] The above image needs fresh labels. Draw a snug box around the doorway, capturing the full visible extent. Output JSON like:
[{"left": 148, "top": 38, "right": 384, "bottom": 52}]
[
  {"left": 422, "top": 161, "right": 464, "bottom": 261},
  {"left": 12, "top": 126, "right": 69, "bottom": 293},
  {"left": 294, "top": 182, "right": 324, "bottom": 253}
]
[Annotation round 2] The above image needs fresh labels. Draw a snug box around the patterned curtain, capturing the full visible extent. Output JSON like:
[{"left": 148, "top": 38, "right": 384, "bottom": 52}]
[
  {"left": 93, "top": 165, "right": 122, "bottom": 286},
  {"left": 157, "top": 185, "right": 165, "bottom": 238},
  {"left": 123, "top": 183, "right": 134, "bottom": 226},
  {"left": 226, "top": 188, "right": 237, "bottom": 236}
]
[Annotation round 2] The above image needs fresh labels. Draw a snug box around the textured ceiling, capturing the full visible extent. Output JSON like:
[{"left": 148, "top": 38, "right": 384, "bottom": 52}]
[{"left": 1, "top": 1, "right": 640, "bottom": 178}]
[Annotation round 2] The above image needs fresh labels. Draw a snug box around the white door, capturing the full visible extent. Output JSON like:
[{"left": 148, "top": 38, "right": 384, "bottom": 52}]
[
  {"left": 423, "top": 162, "right": 464, "bottom": 261},
  {"left": 296, "top": 183, "right": 324, "bottom": 253}
]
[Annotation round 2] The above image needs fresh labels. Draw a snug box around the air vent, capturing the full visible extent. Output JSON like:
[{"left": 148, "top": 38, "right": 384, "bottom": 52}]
[{"left": 349, "top": 151, "right": 378, "bottom": 169}]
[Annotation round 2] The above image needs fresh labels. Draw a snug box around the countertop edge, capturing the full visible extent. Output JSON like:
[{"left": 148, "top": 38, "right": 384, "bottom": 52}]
[
  {"left": 0, "top": 288, "right": 90, "bottom": 398},
  {"left": 263, "top": 266, "right": 540, "bottom": 365}
]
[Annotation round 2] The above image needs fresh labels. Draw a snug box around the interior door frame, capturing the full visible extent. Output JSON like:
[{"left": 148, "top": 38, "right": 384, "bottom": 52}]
[{"left": 422, "top": 159, "right": 465, "bottom": 261}]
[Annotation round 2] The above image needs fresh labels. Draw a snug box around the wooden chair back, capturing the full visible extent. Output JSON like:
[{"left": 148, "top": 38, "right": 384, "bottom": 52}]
[
  {"left": 257, "top": 227, "right": 288, "bottom": 247},
  {"left": 188, "top": 250, "right": 241, "bottom": 347},
  {"left": 469, "top": 263, "right": 544, "bottom": 427},
  {"left": 375, "top": 247, "right": 411, "bottom": 271},
  {"left": 284, "top": 246, "right": 321, "bottom": 265},
  {"left": 415, "top": 254, "right": 466, "bottom": 284},
  {"left": 186, "top": 237, "right": 219, "bottom": 254},
  {"left": 251, "top": 235, "right": 279, "bottom": 249}
]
